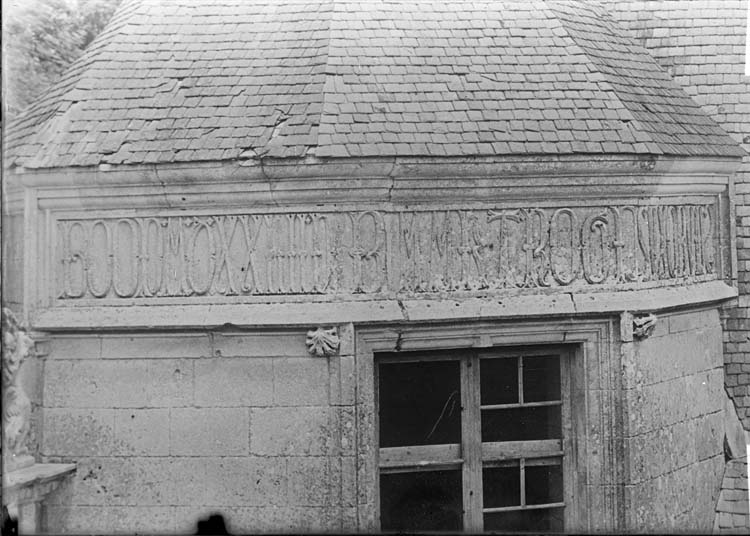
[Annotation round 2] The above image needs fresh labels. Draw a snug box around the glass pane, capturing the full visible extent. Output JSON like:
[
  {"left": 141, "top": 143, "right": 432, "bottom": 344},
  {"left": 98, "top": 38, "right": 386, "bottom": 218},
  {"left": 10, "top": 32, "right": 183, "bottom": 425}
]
[
  {"left": 523, "top": 356, "right": 561, "bottom": 403},
  {"left": 378, "top": 360, "right": 461, "bottom": 447},
  {"left": 481, "top": 407, "right": 561, "bottom": 442},
  {"left": 483, "top": 463, "right": 521, "bottom": 508},
  {"left": 481, "top": 357, "right": 518, "bottom": 405},
  {"left": 484, "top": 507, "right": 564, "bottom": 532},
  {"left": 380, "top": 470, "right": 462, "bottom": 531},
  {"left": 526, "top": 464, "right": 563, "bottom": 505}
]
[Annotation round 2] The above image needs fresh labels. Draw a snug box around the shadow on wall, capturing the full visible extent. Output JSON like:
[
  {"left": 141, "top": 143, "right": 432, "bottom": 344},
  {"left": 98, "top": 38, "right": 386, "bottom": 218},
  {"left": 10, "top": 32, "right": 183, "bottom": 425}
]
[{"left": 196, "top": 512, "right": 230, "bottom": 535}]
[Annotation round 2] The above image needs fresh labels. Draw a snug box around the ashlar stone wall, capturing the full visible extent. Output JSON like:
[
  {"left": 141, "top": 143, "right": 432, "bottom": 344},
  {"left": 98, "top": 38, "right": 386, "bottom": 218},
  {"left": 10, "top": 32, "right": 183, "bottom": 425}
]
[
  {"left": 41, "top": 330, "right": 355, "bottom": 533},
  {"left": 623, "top": 308, "right": 726, "bottom": 531},
  {"left": 605, "top": 0, "right": 750, "bottom": 425}
]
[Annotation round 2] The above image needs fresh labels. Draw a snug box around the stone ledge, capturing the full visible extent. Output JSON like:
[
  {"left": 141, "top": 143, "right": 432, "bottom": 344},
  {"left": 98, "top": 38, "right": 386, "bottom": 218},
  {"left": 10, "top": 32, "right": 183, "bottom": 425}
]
[
  {"left": 3, "top": 463, "right": 76, "bottom": 496},
  {"left": 3, "top": 463, "right": 76, "bottom": 534},
  {"left": 31, "top": 281, "right": 736, "bottom": 331}
]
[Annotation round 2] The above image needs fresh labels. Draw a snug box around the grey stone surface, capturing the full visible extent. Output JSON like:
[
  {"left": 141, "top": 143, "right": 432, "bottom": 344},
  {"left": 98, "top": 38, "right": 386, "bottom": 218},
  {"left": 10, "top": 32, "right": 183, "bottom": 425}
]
[
  {"left": 169, "top": 457, "right": 287, "bottom": 506},
  {"left": 42, "top": 408, "right": 116, "bottom": 457},
  {"left": 194, "top": 358, "right": 273, "bottom": 407},
  {"left": 101, "top": 334, "right": 211, "bottom": 359},
  {"left": 113, "top": 409, "right": 170, "bottom": 456},
  {"left": 169, "top": 408, "right": 249, "bottom": 456},
  {"left": 44, "top": 359, "right": 193, "bottom": 408},
  {"left": 272, "top": 358, "right": 329, "bottom": 406},
  {"left": 250, "top": 407, "right": 333, "bottom": 456}
]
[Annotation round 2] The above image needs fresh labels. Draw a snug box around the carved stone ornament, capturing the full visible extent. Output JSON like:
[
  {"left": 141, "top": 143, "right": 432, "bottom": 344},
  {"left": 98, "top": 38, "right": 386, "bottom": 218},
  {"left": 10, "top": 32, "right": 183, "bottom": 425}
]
[
  {"left": 306, "top": 327, "right": 340, "bottom": 357},
  {"left": 633, "top": 313, "right": 658, "bottom": 340},
  {"left": 2, "top": 308, "right": 35, "bottom": 471}
]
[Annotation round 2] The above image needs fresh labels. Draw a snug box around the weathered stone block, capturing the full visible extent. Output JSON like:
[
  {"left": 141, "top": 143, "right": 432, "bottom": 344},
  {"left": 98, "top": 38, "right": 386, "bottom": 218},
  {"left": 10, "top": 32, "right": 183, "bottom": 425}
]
[
  {"left": 212, "top": 332, "right": 308, "bottom": 357},
  {"left": 339, "top": 355, "right": 356, "bottom": 406},
  {"left": 46, "top": 335, "right": 102, "bottom": 360},
  {"left": 273, "top": 358, "right": 329, "bottom": 406},
  {"left": 341, "top": 456, "right": 357, "bottom": 507},
  {"left": 113, "top": 409, "right": 170, "bottom": 456},
  {"left": 170, "top": 457, "right": 286, "bottom": 506},
  {"left": 101, "top": 333, "right": 210, "bottom": 358},
  {"left": 625, "top": 454, "right": 723, "bottom": 532},
  {"left": 67, "top": 457, "right": 174, "bottom": 506},
  {"left": 170, "top": 408, "right": 249, "bottom": 456},
  {"left": 194, "top": 358, "right": 273, "bottom": 407},
  {"left": 42, "top": 409, "right": 115, "bottom": 457},
  {"left": 45, "top": 505, "right": 173, "bottom": 534},
  {"left": 629, "top": 325, "right": 721, "bottom": 388},
  {"left": 627, "top": 419, "right": 696, "bottom": 484},
  {"left": 695, "top": 410, "right": 724, "bottom": 461},
  {"left": 44, "top": 359, "right": 193, "bottom": 408},
  {"left": 668, "top": 308, "right": 719, "bottom": 334},
  {"left": 250, "top": 407, "right": 333, "bottom": 456},
  {"left": 287, "top": 457, "right": 331, "bottom": 506},
  {"left": 626, "top": 368, "right": 723, "bottom": 436},
  {"left": 340, "top": 406, "right": 356, "bottom": 456}
]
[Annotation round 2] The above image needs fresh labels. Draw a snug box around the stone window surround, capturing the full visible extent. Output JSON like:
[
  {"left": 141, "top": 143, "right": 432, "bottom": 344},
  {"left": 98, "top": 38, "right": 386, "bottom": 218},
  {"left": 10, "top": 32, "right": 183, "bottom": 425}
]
[{"left": 354, "top": 318, "right": 621, "bottom": 533}]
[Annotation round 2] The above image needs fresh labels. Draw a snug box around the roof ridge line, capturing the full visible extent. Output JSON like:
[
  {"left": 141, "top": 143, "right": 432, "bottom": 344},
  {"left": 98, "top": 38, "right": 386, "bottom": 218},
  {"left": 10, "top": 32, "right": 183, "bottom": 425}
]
[{"left": 542, "top": 0, "right": 661, "bottom": 153}]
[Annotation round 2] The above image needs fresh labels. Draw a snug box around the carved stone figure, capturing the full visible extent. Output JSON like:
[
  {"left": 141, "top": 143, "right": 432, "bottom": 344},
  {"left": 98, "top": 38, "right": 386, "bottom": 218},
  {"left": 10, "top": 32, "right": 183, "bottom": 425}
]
[
  {"left": 2, "top": 308, "right": 35, "bottom": 471},
  {"left": 633, "top": 313, "right": 658, "bottom": 340},
  {"left": 306, "top": 327, "right": 340, "bottom": 357}
]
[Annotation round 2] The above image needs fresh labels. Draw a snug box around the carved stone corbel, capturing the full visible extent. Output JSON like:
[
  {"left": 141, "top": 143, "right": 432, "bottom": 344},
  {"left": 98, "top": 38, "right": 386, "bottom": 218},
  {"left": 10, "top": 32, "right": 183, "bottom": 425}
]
[
  {"left": 306, "top": 327, "right": 340, "bottom": 357},
  {"left": 633, "top": 313, "right": 658, "bottom": 340},
  {"left": 2, "top": 308, "right": 35, "bottom": 471}
]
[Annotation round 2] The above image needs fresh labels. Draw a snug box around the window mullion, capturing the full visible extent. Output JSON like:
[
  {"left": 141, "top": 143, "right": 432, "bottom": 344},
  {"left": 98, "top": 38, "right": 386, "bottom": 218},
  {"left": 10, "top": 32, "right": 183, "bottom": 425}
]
[{"left": 461, "top": 353, "right": 483, "bottom": 532}]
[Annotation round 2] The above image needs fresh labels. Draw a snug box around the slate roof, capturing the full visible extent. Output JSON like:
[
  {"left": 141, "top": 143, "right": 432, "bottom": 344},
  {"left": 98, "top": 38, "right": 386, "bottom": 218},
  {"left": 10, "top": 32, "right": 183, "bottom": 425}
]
[
  {"left": 4, "top": 0, "right": 745, "bottom": 170},
  {"left": 715, "top": 457, "right": 750, "bottom": 534}
]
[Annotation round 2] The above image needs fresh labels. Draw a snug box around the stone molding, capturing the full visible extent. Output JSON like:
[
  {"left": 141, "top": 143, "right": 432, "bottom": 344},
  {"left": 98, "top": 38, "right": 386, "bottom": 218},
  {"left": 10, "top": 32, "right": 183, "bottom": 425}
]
[
  {"left": 8, "top": 154, "right": 743, "bottom": 188},
  {"left": 30, "top": 280, "right": 736, "bottom": 331}
]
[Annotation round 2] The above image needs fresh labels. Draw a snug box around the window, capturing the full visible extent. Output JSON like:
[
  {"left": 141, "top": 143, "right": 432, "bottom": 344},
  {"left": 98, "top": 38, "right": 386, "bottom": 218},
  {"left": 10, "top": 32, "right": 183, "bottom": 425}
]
[{"left": 377, "top": 347, "right": 573, "bottom": 533}]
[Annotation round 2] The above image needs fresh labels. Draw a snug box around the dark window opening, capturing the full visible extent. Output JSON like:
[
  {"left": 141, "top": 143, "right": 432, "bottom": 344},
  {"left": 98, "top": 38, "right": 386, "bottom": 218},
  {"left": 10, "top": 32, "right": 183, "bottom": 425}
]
[{"left": 377, "top": 348, "right": 571, "bottom": 533}]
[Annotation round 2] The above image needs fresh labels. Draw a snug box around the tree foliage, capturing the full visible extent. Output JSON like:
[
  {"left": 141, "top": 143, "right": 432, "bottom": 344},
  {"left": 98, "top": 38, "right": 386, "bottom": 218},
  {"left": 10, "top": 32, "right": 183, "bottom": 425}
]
[{"left": 3, "top": 0, "right": 122, "bottom": 120}]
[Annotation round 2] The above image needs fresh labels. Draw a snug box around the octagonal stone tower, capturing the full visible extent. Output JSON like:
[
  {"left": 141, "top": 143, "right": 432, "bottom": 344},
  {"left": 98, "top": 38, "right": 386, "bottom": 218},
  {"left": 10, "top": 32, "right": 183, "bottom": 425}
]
[{"left": 2, "top": 0, "right": 746, "bottom": 533}]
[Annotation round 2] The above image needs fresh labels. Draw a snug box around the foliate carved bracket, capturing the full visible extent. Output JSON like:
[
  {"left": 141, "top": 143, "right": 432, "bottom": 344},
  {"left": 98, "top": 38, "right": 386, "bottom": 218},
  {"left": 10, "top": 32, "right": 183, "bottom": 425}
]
[
  {"left": 306, "top": 327, "right": 340, "bottom": 357},
  {"left": 2, "top": 308, "right": 35, "bottom": 471},
  {"left": 633, "top": 313, "right": 658, "bottom": 340}
]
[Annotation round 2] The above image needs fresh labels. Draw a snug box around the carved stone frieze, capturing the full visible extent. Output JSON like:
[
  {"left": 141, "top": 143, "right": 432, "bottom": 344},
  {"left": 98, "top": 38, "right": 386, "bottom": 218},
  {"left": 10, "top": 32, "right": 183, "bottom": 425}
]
[
  {"left": 53, "top": 203, "right": 718, "bottom": 300},
  {"left": 2, "top": 308, "right": 35, "bottom": 471},
  {"left": 306, "top": 327, "right": 340, "bottom": 357}
]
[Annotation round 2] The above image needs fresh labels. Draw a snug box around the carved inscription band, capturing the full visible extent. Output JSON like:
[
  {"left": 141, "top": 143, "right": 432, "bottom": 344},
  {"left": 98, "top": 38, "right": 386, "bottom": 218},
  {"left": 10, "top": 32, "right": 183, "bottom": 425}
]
[{"left": 56, "top": 204, "right": 716, "bottom": 299}]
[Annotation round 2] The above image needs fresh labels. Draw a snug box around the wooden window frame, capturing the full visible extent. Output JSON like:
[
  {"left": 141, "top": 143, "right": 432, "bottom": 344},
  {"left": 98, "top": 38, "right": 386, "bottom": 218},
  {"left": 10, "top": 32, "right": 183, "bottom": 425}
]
[{"left": 376, "top": 347, "right": 574, "bottom": 532}]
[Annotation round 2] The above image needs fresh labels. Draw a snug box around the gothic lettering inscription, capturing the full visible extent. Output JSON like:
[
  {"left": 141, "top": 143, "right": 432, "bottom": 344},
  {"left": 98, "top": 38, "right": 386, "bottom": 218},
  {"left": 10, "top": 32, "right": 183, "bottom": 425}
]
[{"left": 55, "top": 204, "right": 718, "bottom": 299}]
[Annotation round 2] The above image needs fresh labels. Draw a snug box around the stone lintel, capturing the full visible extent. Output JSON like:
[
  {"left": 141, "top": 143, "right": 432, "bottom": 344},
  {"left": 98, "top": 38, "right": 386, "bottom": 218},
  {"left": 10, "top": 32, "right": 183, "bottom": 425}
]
[{"left": 31, "top": 281, "right": 736, "bottom": 331}]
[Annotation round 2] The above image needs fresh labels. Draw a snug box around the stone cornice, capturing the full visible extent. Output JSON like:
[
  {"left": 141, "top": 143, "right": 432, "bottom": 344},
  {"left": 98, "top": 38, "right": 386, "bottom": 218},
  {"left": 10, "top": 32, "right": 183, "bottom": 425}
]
[
  {"left": 7, "top": 154, "right": 743, "bottom": 190},
  {"left": 30, "top": 280, "right": 736, "bottom": 331}
]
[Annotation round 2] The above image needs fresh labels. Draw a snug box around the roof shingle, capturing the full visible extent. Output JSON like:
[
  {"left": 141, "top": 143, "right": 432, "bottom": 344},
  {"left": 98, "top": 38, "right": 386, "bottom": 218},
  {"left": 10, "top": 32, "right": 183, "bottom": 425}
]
[{"left": 4, "top": 0, "right": 745, "bottom": 169}]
